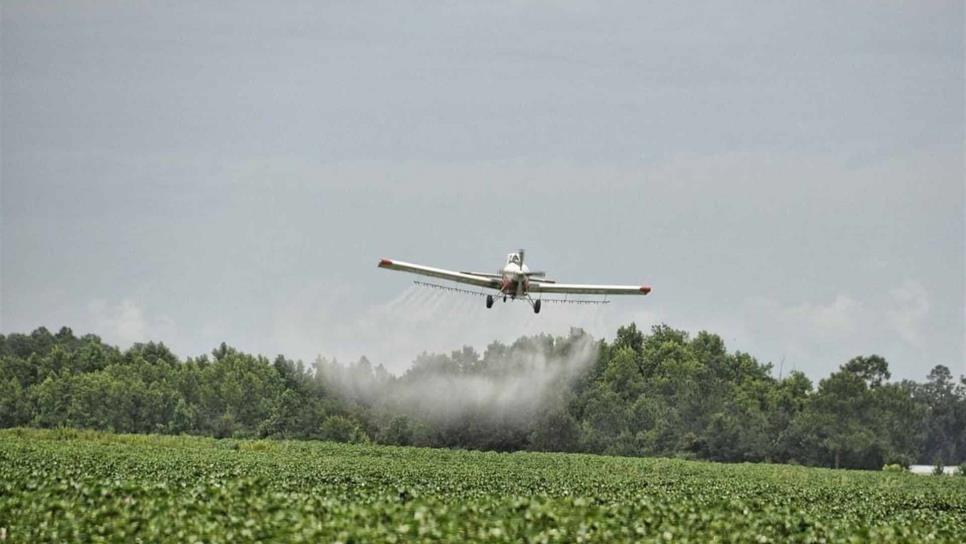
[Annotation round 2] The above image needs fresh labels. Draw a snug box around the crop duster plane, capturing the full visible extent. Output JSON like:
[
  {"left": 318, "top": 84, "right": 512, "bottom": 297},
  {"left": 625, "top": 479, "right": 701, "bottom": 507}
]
[{"left": 378, "top": 250, "right": 651, "bottom": 313}]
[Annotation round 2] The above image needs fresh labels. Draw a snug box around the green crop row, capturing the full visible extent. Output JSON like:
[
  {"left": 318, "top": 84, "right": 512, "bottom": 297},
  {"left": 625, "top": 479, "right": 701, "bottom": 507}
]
[{"left": 1, "top": 428, "right": 964, "bottom": 542}]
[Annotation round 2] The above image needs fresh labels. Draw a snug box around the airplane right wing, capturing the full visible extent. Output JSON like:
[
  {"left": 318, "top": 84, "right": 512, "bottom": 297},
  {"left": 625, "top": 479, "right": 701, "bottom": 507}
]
[
  {"left": 378, "top": 259, "right": 501, "bottom": 290},
  {"left": 529, "top": 282, "right": 651, "bottom": 296}
]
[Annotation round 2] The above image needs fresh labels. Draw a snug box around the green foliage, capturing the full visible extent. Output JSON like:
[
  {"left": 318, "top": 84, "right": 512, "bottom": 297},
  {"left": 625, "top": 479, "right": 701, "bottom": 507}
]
[
  {"left": 379, "top": 415, "right": 414, "bottom": 446},
  {"left": 320, "top": 415, "right": 368, "bottom": 444},
  {"left": 882, "top": 463, "right": 906, "bottom": 473},
  {"left": 2, "top": 325, "right": 965, "bottom": 470},
  {"left": 1, "top": 429, "right": 964, "bottom": 542}
]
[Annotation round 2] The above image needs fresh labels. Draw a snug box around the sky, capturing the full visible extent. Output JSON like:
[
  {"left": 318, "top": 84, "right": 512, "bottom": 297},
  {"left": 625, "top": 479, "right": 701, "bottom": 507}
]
[{"left": 2, "top": 1, "right": 963, "bottom": 380}]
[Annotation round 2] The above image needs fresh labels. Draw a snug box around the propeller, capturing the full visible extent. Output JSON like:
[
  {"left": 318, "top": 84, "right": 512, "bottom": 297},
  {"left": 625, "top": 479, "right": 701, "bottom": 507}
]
[
  {"left": 516, "top": 249, "right": 548, "bottom": 279},
  {"left": 517, "top": 249, "right": 547, "bottom": 280}
]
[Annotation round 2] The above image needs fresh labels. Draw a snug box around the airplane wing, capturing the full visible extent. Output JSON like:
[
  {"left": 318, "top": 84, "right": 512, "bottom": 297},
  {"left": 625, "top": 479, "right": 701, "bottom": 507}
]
[
  {"left": 378, "top": 259, "right": 501, "bottom": 289},
  {"left": 529, "top": 282, "right": 651, "bottom": 296}
]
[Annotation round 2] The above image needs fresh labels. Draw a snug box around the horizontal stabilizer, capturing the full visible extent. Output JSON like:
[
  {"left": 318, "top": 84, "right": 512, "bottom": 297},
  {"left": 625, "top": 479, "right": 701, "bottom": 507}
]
[{"left": 460, "top": 271, "right": 503, "bottom": 279}]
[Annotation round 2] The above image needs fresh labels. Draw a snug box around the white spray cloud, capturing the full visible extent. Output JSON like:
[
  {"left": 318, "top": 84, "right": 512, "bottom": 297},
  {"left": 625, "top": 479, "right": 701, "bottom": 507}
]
[{"left": 317, "top": 331, "right": 599, "bottom": 427}]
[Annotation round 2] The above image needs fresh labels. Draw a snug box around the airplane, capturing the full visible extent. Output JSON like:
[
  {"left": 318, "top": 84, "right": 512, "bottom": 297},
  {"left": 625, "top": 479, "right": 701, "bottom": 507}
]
[{"left": 377, "top": 249, "right": 651, "bottom": 313}]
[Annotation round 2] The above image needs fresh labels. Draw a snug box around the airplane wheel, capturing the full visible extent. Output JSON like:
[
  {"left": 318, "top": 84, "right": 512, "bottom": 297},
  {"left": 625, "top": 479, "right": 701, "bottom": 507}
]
[
  {"left": 486, "top": 295, "right": 494, "bottom": 309},
  {"left": 503, "top": 296, "right": 507, "bottom": 302},
  {"left": 533, "top": 300, "right": 542, "bottom": 314}
]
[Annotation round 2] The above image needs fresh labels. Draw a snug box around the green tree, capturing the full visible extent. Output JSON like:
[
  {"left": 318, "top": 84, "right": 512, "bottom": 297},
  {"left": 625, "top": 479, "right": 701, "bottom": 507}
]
[
  {"left": 320, "top": 415, "right": 368, "bottom": 443},
  {"left": 916, "top": 365, "right": 965, "bottom": 464},
  {"left": 842, "top": 355, "right": 890, "bottom": 388},
  {"left": 379, "top": 416, "right": 414, "bottom": 446}
]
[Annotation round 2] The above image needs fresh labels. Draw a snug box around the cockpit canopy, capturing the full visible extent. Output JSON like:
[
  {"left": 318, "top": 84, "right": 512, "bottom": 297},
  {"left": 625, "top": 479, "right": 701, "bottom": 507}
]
[{"left": 506, "top": 253, "right": 521, "bottom": 265}]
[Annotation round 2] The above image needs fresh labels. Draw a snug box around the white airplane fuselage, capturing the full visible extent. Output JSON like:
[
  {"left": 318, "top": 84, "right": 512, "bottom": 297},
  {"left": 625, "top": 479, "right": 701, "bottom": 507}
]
[{"left": 498, "top": 253, "right": 530, "bottom": 297}]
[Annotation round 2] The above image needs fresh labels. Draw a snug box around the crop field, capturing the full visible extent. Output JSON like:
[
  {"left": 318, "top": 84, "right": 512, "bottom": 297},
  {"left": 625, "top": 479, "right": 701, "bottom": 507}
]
[{"left": 1, "top": 429, "right": 964, "bottom": 542}]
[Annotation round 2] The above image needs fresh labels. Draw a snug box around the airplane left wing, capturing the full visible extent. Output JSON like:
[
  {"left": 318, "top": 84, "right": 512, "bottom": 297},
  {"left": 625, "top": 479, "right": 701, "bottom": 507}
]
[
  {"left": 378, "top": 259, "right": 500, "bottom": 289},
  {"left": 529, "top": 282, "right": 651, "bottom": 296}
]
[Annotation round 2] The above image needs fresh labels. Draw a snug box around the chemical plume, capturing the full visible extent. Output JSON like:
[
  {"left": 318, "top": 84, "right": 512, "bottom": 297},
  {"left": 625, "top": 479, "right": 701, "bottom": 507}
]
[{"left": 315, "top": 330, "right": 599, "bottom": 447}]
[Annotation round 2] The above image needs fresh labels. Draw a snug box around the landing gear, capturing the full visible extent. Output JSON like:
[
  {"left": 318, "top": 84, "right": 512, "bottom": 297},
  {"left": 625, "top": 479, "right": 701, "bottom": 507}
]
[{"left": 487, "top": 292, "right": 541, "bottom": 313}]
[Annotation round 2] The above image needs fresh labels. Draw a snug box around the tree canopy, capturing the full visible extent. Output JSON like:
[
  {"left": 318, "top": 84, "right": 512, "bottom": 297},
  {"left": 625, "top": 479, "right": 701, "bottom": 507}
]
[{"left": 1, "top": 324, "right": 963, "bottom": 470}]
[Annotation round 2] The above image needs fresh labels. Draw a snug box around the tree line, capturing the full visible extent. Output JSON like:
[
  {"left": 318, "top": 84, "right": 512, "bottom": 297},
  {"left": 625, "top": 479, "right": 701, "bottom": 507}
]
[{"left": 1, "top": 325, "right": 963, "bottom": 470}]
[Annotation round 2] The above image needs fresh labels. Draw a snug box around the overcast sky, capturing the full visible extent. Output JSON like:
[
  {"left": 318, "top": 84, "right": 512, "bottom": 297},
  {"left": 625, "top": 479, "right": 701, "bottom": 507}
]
[{"left": 2, "top": 1, "right": 963, "bottom": 380}]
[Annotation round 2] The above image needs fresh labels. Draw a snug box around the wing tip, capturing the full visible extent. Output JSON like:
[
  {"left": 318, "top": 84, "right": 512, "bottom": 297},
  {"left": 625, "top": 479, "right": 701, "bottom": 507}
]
[
  {"left": 378, "top": 258, "right": 393, "bottom": 268},
  {"left": 640, "top": 286, "right": 652, "bottom": 295}
]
